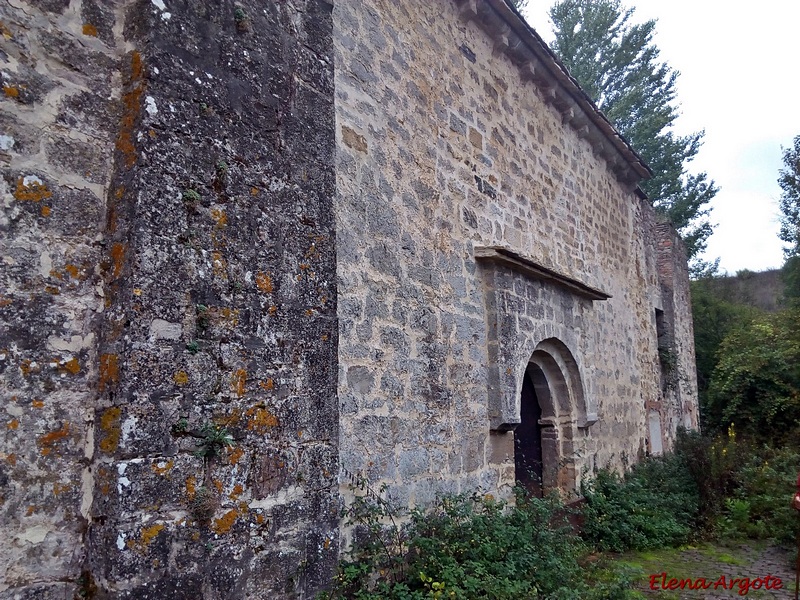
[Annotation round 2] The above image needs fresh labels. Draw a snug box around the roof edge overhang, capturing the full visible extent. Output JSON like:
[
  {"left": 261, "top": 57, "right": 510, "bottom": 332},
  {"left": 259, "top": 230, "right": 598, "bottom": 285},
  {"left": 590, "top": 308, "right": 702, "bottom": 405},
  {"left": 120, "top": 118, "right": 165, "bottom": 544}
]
[{"left": 455, "top": 0, "right": 652, "bottom": 189}]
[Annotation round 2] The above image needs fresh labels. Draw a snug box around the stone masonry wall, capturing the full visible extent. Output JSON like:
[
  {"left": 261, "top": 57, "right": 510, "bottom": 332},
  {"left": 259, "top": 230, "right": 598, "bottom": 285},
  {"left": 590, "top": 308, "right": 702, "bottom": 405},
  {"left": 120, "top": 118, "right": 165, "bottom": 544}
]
[
  {"left": 1, "top": 1, "right": 338, "bottom": 598},
  {"left": 333, "top": 0, "right": 692, "bottom": 512},
  {"left": 655, "top": 221, "right": 699, "bottom": 444},
  {"left": 1, "top": 1, "right": 131, "bottom": 596}
]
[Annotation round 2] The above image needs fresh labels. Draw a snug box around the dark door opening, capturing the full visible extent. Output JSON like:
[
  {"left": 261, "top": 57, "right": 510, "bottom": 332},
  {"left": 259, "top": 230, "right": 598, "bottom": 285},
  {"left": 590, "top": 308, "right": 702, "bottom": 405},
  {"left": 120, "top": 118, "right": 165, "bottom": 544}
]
[{"left": 515, "top": 369, "right": 543, "bottom": 497}]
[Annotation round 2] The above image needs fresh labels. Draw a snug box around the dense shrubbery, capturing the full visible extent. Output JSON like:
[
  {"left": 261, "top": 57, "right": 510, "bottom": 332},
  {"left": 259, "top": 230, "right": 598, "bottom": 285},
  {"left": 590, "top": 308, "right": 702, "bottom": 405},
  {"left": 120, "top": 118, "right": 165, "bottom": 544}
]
[
  {"left": 581, "top": 428, "right": 800, "bottom": 553},
  {"left": 321, "top": 487, "right": 639, "bottom": 600},
  {"left": 723, "top": 443, "right": 800, "bottom": 544},
  {"left": 324, "top": 430, "right": 800, "bottom": 598},
  {"left": 580, "top": 444, "right": 700, "bottom": 552}
]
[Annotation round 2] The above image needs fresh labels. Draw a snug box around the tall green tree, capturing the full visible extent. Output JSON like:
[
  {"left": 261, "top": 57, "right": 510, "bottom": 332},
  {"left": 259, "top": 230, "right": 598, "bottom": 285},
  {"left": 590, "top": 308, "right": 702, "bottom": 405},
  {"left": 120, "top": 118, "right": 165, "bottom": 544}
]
[
  {"left": 777, "top": 137, "right": 800, "bottom": 303},
  {"left": 778, "top": 135, "right": 800, "bottom": 257},
  {"left": 549, "top": 0, "right": 718, "bottom": 269},
  {"left": 690, "top": 279, "right": 760, "bottom": 430}
]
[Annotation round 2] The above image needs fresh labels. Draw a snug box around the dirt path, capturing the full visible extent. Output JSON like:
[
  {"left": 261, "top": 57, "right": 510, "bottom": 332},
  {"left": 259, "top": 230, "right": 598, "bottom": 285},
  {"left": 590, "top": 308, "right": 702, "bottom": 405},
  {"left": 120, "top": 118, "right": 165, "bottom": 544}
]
[{"left": 618, "top": 542, "right": 797, "bottom": 599}]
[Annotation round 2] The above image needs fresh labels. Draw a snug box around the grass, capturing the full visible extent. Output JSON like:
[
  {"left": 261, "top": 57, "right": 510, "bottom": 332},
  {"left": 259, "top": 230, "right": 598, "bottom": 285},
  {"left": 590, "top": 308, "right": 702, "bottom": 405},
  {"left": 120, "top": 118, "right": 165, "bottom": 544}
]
[{"left": 613, "top": 542, "right": 795, "bottom": 598}]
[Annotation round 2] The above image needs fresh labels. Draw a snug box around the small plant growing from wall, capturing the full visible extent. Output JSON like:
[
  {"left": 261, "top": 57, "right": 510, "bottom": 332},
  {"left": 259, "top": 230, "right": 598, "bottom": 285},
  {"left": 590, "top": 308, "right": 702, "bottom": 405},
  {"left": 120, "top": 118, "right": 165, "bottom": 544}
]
[
  {"left": 234, "top": 6, "right": 250, "bottom": 32},
  {"left": 194, "top": 423, "right": 234, "bottom": 459},
  {"left": 196, "top": 304, "right": 210, "bottom": 331},
  {"left": 182, "top": 188, "right": 201, "bottom": 204},
  {"left": 191, "top": 486, "right": 218, "bottom": 523},
  {"left": 172, "top": 417, "right": 189, "bottom": 434}
]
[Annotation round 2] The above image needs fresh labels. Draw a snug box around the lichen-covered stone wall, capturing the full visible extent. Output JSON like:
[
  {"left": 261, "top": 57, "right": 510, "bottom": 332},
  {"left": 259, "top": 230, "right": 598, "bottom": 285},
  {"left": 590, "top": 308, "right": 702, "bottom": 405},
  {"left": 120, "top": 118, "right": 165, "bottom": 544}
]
[
  {"left": 333, "top": 0, "right": 698, "bottom": 512},
  {"left": 1, "top": 1, "right": 131, "bottom": 596},
  {"left": 1, "top": 0, "right": 338, "bottom": 597}
]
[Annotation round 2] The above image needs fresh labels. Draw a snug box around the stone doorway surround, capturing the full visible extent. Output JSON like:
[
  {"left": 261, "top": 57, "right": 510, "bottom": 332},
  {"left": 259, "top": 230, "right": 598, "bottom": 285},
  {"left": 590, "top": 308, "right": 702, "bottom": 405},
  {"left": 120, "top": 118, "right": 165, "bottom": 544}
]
[{"left": 477, "top": 246, "right": 606, "bottom": 494}]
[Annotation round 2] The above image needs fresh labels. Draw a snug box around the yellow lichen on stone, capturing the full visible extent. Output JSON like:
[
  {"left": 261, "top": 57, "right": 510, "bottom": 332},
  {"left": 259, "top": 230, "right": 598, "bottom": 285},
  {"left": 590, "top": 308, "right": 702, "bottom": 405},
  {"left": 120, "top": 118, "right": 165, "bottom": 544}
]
[
  {"left": 82, "top": 23, "right": 98, "bottom": 36},
  {"left": 254, "top": 272, "right": 273, "bottom": 293},
  {"left": 53, "top": 483, "right": 71, "bottom": 495},
  {"left": 212, "top": 508, "right": 239, "bottom": 534},
  {"left": 211, "top": 251, "right": 227, "bottom": 278},
  {"left": 38, "top": 422, "right": 70, "bottom": 455},
  {"left": 99, "top": 354, "right": 119, "bottom": 391},
  {"left": 99, "top": 407, "right": 121, "bottom": 453},
  {"left": 211, "top": 208, "right": 227, "bottom": 228},
  {"left": 13, "top": 177, "right": 52, "bottom": 202},
  {"left": 61, "top": 357, "right": 80, "bottom": 375},
  {"left": 152, "top": 460, "right": 174, "bottom": 476},
  {"left": 139, "top": 523, "right": 165, "bottom": 549},
  {"left": 246, "top": 407, "right": 278, "bottom": 432},
  {"left": 228, "top": 484, "right": 243, "bottom": 500},
  {"left": 173, "top": 371, "right": 189, "bottom": 385},
  {"left": 231, "top": 369, "right": 246, "bottom": 397},
  {"left": 110, "top": 243, "right": 125, "bottom": 278},
  {"left": 228, "top": 446, "right": 244, "bottom": 465},
  {"left": 185, "top": 476, "right": 197, "bottom": 500},
  {"left": 117, "top": 52, "right": 144, "bottom": 168},
  {"left": 214, "top": 409, "right": 242, "bottom": 428}
]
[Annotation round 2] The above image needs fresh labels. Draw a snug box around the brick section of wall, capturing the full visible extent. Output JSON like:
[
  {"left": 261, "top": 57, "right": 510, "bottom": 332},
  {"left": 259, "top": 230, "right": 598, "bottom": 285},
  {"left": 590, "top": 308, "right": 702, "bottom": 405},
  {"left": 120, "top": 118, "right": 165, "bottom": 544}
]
[
  {"left": 1, "top": 1, "right": 338, "bottom": 598},
  {"left": 333, "top": 0, "right": 696, "bottom": 511},
  {"left": 654, "top": 222, "right": 700, "bottom": 442}
]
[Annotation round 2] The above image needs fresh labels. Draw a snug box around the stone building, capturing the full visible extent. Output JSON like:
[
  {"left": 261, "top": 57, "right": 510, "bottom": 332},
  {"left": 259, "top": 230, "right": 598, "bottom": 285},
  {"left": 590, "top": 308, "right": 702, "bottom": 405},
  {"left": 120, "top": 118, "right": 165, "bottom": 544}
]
[{"left": 0, "top": 0, "right": 697, "bottom": 598}]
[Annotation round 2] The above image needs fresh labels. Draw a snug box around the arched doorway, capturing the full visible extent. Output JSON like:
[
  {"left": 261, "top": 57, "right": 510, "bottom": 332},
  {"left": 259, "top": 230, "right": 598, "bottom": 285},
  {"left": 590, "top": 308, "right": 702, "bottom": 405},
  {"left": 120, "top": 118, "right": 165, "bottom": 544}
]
[
  {"left": 513, "top": 339, "right": 588, "bottom": 496},
  {"left": 514, "top": 366, "right": 543, "bottom": 497}
]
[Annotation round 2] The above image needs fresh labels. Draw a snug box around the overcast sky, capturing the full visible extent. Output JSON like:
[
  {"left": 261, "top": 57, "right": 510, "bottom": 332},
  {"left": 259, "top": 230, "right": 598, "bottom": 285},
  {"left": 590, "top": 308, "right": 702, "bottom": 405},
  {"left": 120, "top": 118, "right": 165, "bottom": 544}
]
[{"left": 521, "top": 1, "right": 800, "bottom": 274}]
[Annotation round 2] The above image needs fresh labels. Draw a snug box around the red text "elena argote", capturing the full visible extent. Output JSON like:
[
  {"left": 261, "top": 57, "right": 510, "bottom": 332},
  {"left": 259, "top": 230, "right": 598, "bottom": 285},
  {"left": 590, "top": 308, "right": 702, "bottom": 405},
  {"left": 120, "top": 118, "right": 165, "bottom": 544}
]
[{"left": 648, "top": 572, "right": 783, "bottom": 596}]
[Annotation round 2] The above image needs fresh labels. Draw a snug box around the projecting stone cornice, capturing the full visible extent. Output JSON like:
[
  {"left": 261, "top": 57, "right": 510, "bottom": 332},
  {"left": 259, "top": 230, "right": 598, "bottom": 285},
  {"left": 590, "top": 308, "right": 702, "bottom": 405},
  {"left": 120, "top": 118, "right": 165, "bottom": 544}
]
[
  {"left": 474, "top": 246, "right": 611, "bottom": 301},
  {"left": 454, "top": 0, "right": 652, "bottom": 189}
]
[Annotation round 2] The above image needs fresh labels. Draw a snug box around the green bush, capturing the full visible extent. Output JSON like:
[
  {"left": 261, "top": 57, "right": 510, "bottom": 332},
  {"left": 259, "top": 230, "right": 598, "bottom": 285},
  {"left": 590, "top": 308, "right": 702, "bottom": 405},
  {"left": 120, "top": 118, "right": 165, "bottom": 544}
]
[
  {"left": 580, "top": 446, "right": 700, "bottom": 552},
  {"left": 673, "top": 427, "right": 747, "bottom": 528},
  {"left": 322, "top": 488, "right": 639, "bottom": 600},
  {"left": 723, "top": 444, "right": 800, "bottom": 544},
  {"left": 707, "top": 309, "right": 800, "bottom": 442}
]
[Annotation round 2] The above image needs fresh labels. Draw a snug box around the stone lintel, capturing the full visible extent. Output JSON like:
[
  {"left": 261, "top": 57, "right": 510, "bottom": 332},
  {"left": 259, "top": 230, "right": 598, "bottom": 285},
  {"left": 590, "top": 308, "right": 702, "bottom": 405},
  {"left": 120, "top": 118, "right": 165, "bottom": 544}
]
[{"left": 474, "top": 246, "right": 611, "bottom": 301}]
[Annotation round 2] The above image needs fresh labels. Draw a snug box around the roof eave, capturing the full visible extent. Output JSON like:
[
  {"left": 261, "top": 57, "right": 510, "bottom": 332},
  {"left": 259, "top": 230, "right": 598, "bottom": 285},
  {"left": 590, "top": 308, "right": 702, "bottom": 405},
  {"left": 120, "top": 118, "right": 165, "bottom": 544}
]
[{"left": 456, "top": 0, "right": 653, "bottom": 187}]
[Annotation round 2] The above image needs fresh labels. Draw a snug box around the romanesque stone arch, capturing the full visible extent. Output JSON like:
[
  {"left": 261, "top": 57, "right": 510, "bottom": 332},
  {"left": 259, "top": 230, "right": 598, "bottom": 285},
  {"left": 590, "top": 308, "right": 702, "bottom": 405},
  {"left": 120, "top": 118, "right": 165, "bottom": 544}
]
[{"left": 515, "top": 338, "right": 589, "bottom": 495}]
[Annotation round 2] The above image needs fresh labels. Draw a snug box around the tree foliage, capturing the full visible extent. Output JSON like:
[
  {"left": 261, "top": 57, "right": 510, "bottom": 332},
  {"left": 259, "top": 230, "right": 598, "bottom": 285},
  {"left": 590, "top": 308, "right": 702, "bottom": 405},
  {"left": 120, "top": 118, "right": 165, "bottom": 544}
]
[
  {"left": 706, "top": 309, "right": 800, "bottom": 442},
  {"left": 690, "top": 279, "right": 760, "bottom": 425},
  {"left": 781, "top": 255, "right": 800, "bottom": 304},
  {"left": 778, "top": 135, "right": 800, "bottom": 257},
  {"left": 549, "top": 0, "right": 718, "bottom": 266}
]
